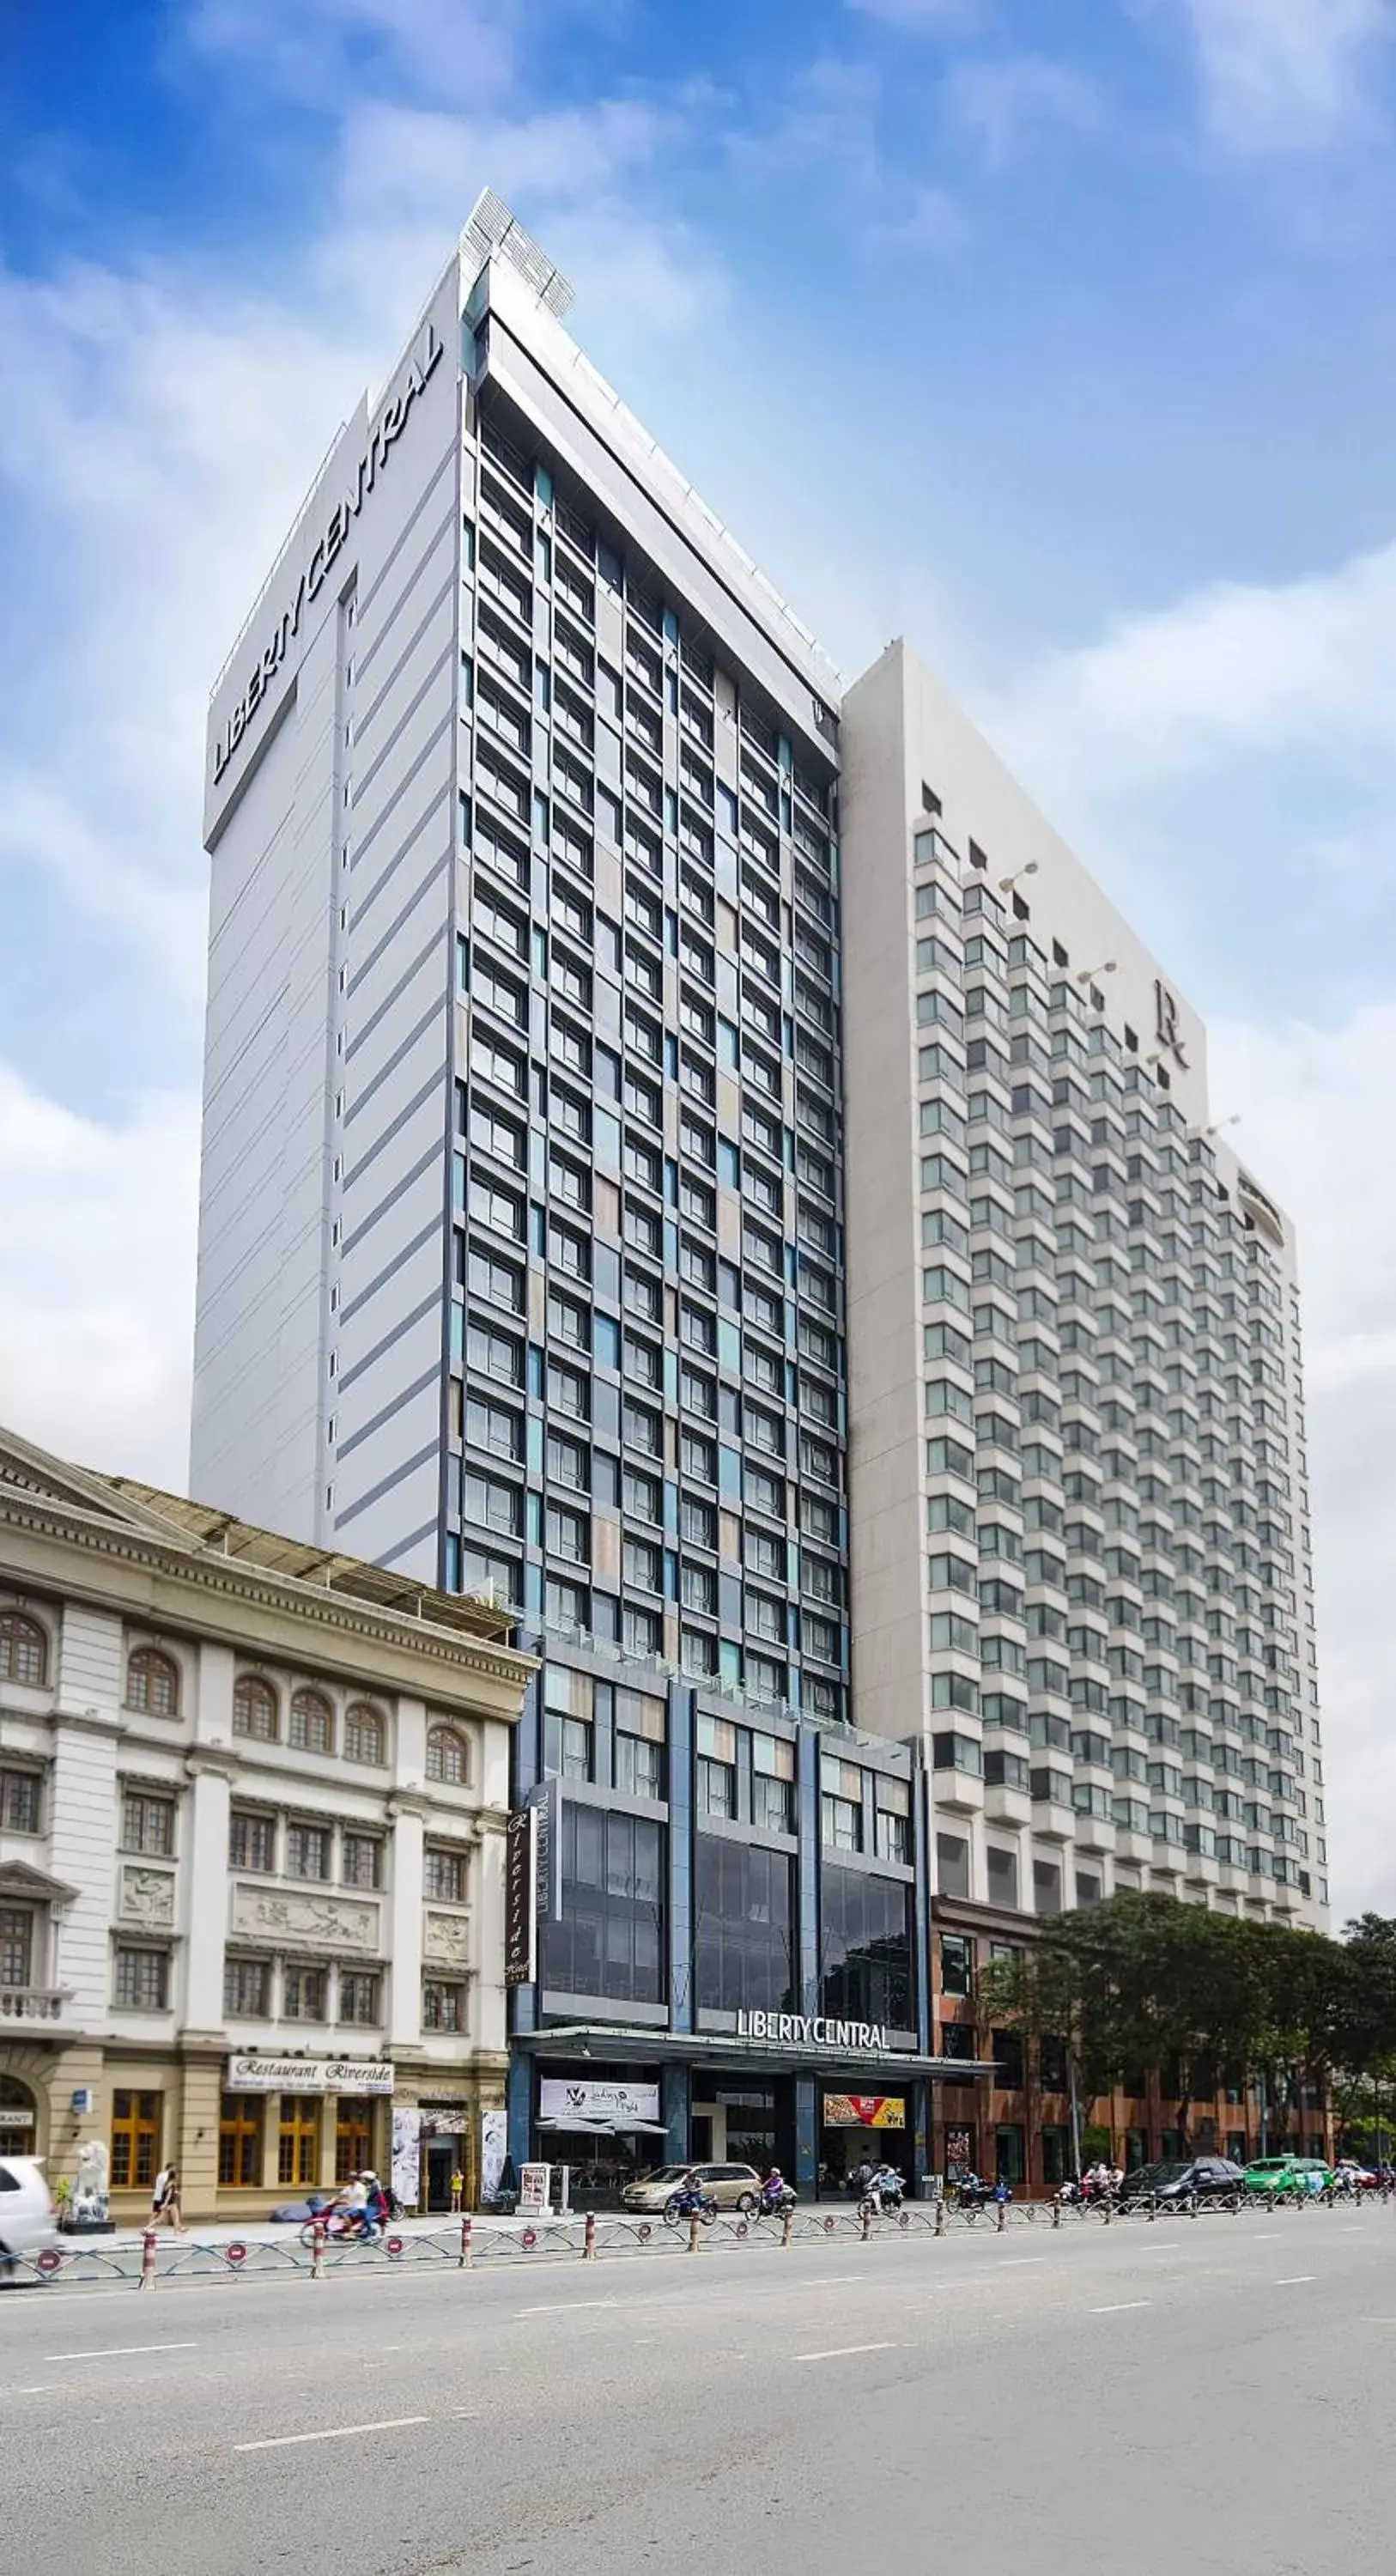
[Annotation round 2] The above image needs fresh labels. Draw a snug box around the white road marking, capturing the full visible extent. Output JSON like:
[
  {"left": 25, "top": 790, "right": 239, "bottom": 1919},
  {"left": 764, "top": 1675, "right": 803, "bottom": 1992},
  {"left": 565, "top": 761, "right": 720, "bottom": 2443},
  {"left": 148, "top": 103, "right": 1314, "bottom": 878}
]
[
  {"left": 234, "top": 2416, "right": 429, "bottom": 2452},
  {"left": 1090, "top": 2301, "right": 1152, "bottom": 2314},
  {"left": 516, "top": 2300, "right": 619, "bottom": 2317},
  {"left": 992, "top": 2257, "right": 1045, "bottom": 2268},
  {"left": 1274, "top": 2276, "right": 1316, "bottom": 2286},
  {"left": 46, "top": 2342, "right": 199, "bottom": 2363},
  {"left": 794, "top": 2341, "right": 901, "bottom": 2362}
]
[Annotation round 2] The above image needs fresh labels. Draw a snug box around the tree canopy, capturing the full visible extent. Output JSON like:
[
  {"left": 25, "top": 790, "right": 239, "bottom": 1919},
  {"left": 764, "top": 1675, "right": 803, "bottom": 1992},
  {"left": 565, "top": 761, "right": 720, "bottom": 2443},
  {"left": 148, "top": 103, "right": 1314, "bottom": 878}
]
[{"left": 978, "top": 1895, "right": 1396, "bottom": 2151}]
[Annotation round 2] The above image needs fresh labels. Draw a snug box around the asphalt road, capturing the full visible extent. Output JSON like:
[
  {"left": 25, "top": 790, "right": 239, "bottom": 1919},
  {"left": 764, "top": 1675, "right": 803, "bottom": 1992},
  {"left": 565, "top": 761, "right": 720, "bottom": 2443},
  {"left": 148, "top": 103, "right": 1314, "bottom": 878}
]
[{"left": 3, "top": 2207, "right": 1393, "bottom": 2574}]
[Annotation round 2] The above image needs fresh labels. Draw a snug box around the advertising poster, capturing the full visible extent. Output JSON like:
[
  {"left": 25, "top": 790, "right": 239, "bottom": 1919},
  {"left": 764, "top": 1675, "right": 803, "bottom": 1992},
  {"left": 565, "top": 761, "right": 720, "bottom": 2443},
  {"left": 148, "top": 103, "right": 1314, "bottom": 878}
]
[
  {"left": 538, "top": 2079, "right": 661, "bottom": 2130},
  {"left": 519, "top": 2161, "right": 550, "bottom": 2214},
  {"left": 481, "top": 2108, "right": 507, "bottom": 2204},
  {"left": 945, "top": 2127, "right": 973, "bottom": 2180},
  {"left": 391, "top": 2105, "right": 422, "bottom": 2210},
  {"left": 822, "top": 2093, "right": 907, "bottom": 2129}
]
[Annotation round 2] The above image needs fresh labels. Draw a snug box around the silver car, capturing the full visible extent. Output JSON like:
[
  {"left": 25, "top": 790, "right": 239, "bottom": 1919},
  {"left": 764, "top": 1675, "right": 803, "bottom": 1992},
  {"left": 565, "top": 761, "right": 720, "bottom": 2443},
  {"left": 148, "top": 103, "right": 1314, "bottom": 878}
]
[{"left": 621, "top": 2160, "right": 764, "bottom": 2215}]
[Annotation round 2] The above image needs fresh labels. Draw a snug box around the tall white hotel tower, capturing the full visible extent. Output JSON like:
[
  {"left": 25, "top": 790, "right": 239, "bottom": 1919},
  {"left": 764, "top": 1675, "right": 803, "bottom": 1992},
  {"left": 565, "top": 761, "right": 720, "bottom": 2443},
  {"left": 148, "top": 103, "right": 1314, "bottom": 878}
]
[{"left": 192, "top": 196, "right": 1326, "bottom": 1929}]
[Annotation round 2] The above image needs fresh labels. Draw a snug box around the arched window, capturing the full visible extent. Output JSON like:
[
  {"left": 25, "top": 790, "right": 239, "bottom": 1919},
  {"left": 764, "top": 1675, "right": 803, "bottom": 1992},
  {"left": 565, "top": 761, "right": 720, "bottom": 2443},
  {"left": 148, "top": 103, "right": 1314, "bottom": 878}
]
[
  {"left": 127, "top": 1647, "right": 180, "bottom": 1718},
  {"left": 233, "top": 1674, "right": 278, "bottom": 1742},
  {"left": 289, "top": 1687, "right": 334, "bottom": 1755},
  {"left": 343, "top": 1703, "right": 385, "bottom": 1766},
  {"left": 426, "top": 1725, "right": 469, "bottom": 1786},
  {"left": 0, "top": 1612, "right": 48, "bottom": 1689}
]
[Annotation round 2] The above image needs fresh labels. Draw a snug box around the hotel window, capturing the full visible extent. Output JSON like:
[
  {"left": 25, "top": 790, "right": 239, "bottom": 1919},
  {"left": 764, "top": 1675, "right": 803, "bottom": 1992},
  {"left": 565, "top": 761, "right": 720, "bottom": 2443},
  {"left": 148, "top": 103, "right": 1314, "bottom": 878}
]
[
  {"left": 697, "top": 1715, "right": 737, "bottom": 1819},
  {"left": 114, "top": 1945, "right": 169, "bottom": 2010},
  {"left": 339, "top": 1971, "right": 381, "bottom": 2026},
  {"left": 615, "top": 1690, "right": 665, "bottom": 1800},
  {"left": 282, "top": 1963, "right": 329, "bottom": 2021},
  {"left": 821, "top": 1759, "right": 865, "bottom": 1851},
  {"left": 342, "top": 1831, "right": 383, "bottom": 1890},
  {"left": 229, "top": 1809, "right": 276, "bottom": 1873},
  {"left": 426, "top": 1726, "right": 470, "bottom": 1785},
  {"left": 120, "top": 1791, "right": 174, "bottom": 1857},
  {"left": 278, "top": 2094, "right": 320, "bottom": 2187},
  {"left": 0, "top": 1611, "right": 47, "bottom": 1688},
  {"left": 0, "top": 1767, "right": 40, "bottom": 1834},
  {"left": 218, "top": 2093, "right": 263, "bottom": 2188},
  {"left": 335, "top": 2098, "right": 374, "bottom": 2182},
  {"left": 224, "top": 1955, "right": 270, "bottom": 2017},
  {"left": 285, "top": 1823, "right": 331, "bottom": 1882},
  {"left": 126, "top": 1647, "right": 179, "bottom": 1717},
  {"left": 544, "top": 1669, "right": 594, "bottom": 1780},
  {"left": 289, "top": 1688, "right": 334, "bottom": 1755},
  {"left": 876, "top": 1777, "right": 912, "bottom": 1864},
  {"left": 233, "top": 1674, "right": 278, "bottom": 1741},
  {"left": 343, "top": 1703, "right": 385, "bottom": 1766},
  {"left": 425, "top": 1846, "right": 467, "bottom": 1905},
  {"left": 0, "top": 1905, "right": 33, "bottom": 1988},
  {"left": 422, "top": 1980, "right": 466, "bottom": 2032},
  {"left": 110, "top": 2088, "right": 162, "bottom": 2190},
  {"left": 752, "top": 1733, "right": 796, "bottom": 1834}
]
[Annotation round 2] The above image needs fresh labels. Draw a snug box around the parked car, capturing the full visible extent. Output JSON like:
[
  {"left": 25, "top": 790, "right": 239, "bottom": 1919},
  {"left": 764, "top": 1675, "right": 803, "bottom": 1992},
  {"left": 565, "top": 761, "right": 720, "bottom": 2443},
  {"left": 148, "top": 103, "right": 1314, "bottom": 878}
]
[
  {"left": 622, "top": 2161, "right": 765, "bottom": 2215},
  {"left": 0, "top": 2154, "right": 58, "bottom": 2275},
  {"left": 1118, "top": 2156, "right": 1247, "bottom": 2208},
  {"left": 1243, "top": 2154, "right": 1336, "bottom": 2200}
]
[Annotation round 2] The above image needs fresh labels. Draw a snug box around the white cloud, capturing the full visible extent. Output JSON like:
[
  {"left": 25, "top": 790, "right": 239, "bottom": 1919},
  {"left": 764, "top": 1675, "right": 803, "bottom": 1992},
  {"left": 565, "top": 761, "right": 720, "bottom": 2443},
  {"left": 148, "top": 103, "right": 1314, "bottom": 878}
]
[
  {"left": 181, "top": 0, "right": 521, "bottom": 106},
  {"left": 1181, "top": 0, "right": 1395, "bottom": 155},
  {"left": 982, "top": 532, "right": 1396, "bottom": 879},
  {"left": 1211, "top": 1005, "right": 1396, "bottom": 1920},
  {"left": 944, "top": 53, "right": 1107, "bottom": 169},
  {"left": 0, "top": 1068, "right": 201, "bottom": 1486}
]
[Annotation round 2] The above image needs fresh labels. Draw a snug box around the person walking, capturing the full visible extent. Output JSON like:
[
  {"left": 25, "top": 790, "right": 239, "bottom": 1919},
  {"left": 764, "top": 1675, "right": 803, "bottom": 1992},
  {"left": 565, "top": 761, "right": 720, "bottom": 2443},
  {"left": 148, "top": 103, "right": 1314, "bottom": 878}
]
[{"left": 151, "top": 2164, "right": 183, "bottom": 2233}]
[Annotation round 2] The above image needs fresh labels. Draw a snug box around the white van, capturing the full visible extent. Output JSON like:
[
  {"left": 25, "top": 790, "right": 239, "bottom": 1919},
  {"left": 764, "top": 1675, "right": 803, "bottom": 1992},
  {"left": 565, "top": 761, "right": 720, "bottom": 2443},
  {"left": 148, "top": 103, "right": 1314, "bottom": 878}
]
[{"left": 0, "top": 2154, "right": 58, "bottom": 2273}]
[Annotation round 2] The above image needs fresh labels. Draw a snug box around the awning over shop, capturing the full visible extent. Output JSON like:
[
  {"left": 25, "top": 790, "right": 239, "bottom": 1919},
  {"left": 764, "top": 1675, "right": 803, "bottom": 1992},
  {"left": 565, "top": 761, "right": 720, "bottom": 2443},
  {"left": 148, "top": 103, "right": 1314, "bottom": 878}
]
[
  {"left": 521, "top": 2025, "right": 999, "bottom": 2080},
  {"left": 536, "top": 2113, "right": 670, "bottom": 2136}
]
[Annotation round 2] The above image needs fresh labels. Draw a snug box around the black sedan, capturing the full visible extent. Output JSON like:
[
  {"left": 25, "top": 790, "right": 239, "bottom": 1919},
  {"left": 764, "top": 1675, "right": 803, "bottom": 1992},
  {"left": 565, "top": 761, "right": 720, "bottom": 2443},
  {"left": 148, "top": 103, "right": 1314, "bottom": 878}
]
[{"left": 1118, "top": 2156, "right": 1247, "bottom": 2208}]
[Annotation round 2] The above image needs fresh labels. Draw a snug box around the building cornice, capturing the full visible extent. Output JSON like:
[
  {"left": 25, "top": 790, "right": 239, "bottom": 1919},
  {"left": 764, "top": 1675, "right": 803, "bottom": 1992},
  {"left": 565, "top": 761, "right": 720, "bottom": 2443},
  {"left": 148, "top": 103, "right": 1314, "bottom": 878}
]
[{"left": 1, "top": 1495, "right": 535, "bottom": 1716}]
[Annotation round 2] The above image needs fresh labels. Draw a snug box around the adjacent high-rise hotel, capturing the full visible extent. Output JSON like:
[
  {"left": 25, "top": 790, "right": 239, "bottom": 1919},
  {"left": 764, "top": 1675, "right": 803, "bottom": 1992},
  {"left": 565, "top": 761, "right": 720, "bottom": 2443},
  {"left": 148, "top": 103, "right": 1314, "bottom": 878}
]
[
  {"left": 841, "top": 645, "right": 1326, "bottom": 1929},
  {"left": 192, "top": 194, "right": 1326, "bottom": 1953}
]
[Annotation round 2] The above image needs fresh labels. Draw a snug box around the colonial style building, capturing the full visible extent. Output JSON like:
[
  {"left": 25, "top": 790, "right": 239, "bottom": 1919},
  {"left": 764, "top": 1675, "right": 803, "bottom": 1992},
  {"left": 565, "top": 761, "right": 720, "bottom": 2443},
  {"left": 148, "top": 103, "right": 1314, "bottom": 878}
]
[{"left": 0, "top": 1425, "right": 532, "bottom": 2221}]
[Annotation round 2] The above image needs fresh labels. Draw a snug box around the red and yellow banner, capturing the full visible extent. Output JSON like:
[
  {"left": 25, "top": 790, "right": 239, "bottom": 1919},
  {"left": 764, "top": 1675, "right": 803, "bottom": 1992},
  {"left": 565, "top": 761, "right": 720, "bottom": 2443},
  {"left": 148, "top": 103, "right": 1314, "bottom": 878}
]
[{"left": 822, "top": 2093, "right": 907, "bottom": 2129}]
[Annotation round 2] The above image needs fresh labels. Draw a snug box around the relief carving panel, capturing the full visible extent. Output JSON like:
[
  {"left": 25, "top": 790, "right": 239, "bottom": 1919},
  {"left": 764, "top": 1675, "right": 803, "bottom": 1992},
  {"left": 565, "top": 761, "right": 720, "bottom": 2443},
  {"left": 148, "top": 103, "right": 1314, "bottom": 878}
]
[
  {"left": 422, "top": 1911, "right": 471, "bottom": 1969},
  {"left": 230, "top": 1885, "right": 379, "bottom": 1951},
  {"left": 120, "top": 1866, "right": 176, "bottom": 1928}
]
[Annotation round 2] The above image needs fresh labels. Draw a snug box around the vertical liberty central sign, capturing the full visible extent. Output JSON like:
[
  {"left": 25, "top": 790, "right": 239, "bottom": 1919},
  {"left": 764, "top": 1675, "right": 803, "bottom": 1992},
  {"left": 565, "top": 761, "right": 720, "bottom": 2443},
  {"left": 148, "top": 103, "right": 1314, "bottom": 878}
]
[{"left": 212, "top": 317, "right": 446, "bottom": 782}]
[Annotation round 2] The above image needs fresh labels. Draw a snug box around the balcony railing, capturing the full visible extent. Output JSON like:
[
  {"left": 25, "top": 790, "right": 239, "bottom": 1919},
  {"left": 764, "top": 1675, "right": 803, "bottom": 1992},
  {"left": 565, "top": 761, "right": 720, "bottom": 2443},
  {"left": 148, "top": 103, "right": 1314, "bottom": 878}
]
[{"left": 0, "top": 1988, "right": 64, "bottom": 2021}]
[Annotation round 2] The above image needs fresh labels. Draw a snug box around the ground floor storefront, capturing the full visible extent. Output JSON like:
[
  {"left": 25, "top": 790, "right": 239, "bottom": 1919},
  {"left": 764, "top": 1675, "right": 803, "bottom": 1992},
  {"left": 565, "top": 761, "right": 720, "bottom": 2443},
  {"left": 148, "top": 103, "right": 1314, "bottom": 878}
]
[
  {"left": 506, "top": 2027, "right": 980, "bottom": 2203},
  {"left": 0, "top": 2037, "right": 509, "bottom": 2223}
]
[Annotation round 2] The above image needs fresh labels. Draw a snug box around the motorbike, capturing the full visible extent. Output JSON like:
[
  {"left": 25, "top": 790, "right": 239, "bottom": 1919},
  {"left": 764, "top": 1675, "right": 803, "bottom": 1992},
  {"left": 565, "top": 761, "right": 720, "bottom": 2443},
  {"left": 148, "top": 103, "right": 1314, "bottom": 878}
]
[
  {"left": 663, "top": 2182, "right": 717, "bottom": 2228},
  {"left": 853, "top": 2166, "right": 906, "bottom": 2215},
  {"left": 755, "top": 2177, "right": 797, "bottom": 2219}
]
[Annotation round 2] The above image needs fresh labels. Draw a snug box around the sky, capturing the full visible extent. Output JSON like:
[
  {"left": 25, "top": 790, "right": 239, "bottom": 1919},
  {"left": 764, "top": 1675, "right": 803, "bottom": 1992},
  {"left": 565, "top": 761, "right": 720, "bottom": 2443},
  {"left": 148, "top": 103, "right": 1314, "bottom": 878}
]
[{"left": 2, "top": 0, "right": 1394, "bottom": 1917}]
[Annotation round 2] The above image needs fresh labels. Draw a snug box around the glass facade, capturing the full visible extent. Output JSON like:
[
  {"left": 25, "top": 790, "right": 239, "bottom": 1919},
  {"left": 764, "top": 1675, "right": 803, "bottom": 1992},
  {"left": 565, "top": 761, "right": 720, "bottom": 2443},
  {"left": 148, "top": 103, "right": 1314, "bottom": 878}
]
[
  {"left": 540, "top": 1802, "right": 665, "bottom": 2003},
  {"left": 818, "top": 1867, "right": 915, "bottom": 2032},
  {"left": 695, "top": 1836, "right": 797, "bottom": 2016},
  {"left": 449, "top": 386, "right": 848, "bottom": 1714}
]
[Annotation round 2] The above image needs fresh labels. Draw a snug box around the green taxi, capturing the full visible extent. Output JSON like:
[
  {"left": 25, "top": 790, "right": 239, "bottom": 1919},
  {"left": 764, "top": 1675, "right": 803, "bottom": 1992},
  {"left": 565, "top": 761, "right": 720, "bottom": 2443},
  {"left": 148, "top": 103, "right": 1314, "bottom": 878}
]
[{"left": 1242, "top": 2154, "right": 1335, "bottom": 2201}]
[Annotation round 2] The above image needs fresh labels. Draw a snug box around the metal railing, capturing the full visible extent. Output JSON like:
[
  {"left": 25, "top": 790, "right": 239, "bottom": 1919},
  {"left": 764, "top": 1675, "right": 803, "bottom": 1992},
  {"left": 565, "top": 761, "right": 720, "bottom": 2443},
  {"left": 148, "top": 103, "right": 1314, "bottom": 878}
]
[{"left": 6, "top": 2182, "right": 1387, "bottom": 2293}]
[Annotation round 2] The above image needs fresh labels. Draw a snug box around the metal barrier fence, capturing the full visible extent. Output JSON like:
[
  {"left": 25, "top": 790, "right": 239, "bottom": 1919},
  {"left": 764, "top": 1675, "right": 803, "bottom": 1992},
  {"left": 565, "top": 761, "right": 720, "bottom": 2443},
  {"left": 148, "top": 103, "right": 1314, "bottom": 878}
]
[{"left": 6, "top": 2181, "right": 1388, "bottom": 2293}]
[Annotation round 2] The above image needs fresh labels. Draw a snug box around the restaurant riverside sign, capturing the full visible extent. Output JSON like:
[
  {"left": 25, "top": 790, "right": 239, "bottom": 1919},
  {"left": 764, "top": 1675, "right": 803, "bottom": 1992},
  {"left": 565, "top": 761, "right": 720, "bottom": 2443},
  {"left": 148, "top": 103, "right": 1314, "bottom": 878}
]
[{"left": 227, "top": 2055, "right": 395, "bottom": 2094}]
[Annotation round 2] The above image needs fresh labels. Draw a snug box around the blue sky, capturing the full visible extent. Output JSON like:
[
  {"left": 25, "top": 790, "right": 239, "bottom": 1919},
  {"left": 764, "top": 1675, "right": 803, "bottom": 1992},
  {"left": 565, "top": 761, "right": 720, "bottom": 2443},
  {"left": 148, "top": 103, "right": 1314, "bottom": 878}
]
[{"left": 2, "top": 0, "right": 1395, "bottom": 1910}]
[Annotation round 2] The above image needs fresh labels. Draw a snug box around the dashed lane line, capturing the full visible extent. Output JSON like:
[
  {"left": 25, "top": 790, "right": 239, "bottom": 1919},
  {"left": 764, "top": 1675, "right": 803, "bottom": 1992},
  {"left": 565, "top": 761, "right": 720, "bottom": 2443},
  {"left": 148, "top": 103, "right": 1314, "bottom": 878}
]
[{"left": 234, "top": 2416, "right": 430, "bottom": 2453}]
